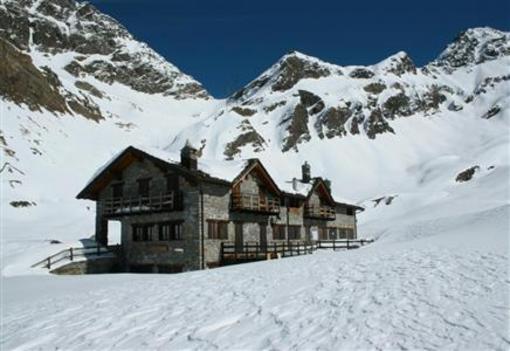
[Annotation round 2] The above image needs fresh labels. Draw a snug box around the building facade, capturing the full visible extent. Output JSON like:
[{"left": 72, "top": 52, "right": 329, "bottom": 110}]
[{"left": 77, "top": 145, "right": 363, "bottom": 273}]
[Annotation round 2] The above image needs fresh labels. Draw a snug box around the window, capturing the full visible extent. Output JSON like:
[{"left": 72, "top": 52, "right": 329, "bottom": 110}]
[
  {"left": 133, "top": 224, "right": 154, "bottom": 241},
  {"left": 159, "top": 222, "right": 183, "bottom": 241},
  {"left": 318, "top": 227, "right": 328, "bottom": 240},
  {"left": 207, "top": 220, "right": 228, "bottom": 239},
  {"left": 112, "top": 183, "right": 124, "bottom": 198},
  {"left": 272, "top": 224, "right": 286, "bottom": 240},
  {"left": 329, "top": 228, "right": 338, "bottom": 239},
  {"left": 288, "top": 225, "right": 301, "bottom": 240},
  {"left": 346, "top": 208, "right": 354, "bottom": 216},
  {"left": 345, "top": 228, "right": 355, "bottom": 239},
  {"left": 137, "top": 178, "right": 151, "bottom": 197}
]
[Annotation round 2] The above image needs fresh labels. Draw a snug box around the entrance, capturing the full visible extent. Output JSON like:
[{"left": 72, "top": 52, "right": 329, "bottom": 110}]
[{"left": 235, "top": 222, "right": 243, "bottom": 253}]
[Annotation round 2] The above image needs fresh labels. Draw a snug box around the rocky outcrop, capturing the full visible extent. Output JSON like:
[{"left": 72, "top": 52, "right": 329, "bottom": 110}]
[
  {"left": 365, "top": 109, "right": 395, "bottom": 139},
  {"left": 0, "top": 0, "right": 209, "bottom": 99},
  {"left": 224, "top": 120, "right": 265, "bottom": 159},
  {"left": 315, "top": 107, "right": 351, "bottom": 139},
  {"left": 281, "top": 104, "right": 311, "bottom": 152},
  {"left": 455, "top": 166, "right": 480, "bottom": 182},
  {"left": 430, "top": 27, "right": 510, "bottom": 72}
]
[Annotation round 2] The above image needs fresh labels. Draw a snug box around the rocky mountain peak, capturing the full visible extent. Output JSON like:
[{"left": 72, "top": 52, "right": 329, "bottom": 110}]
[
  {"left": 231, "top": 50, "right": 337, "bottom": 102},
  {"left": 375, "top": 51, "right": 417, "bottom": 76},
  {"left": 430, "top": 27, "right": 510, "bottom": 72},
  {"left": 0, "top": 0, "right": 209, "bottom": 99}
]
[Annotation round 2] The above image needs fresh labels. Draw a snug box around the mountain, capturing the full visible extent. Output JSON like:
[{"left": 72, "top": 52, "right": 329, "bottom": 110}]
[
  {"left": 0, "top": 0, "right": 217, "bottom": 262},
  {"left": 170, "top": 27, "right": 509, "bottom": 158},
  {"left": 0, "top": 0, "right": 508, "bottom": 280}
]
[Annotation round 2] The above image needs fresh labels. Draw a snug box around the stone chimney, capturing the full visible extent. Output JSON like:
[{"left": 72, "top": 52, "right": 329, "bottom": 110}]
[
  {"left": 180, "top": 141, "right": 199, "bottom": 170},
  {"left": 302, "top": 161, "right": 311, "bottom": 183}
]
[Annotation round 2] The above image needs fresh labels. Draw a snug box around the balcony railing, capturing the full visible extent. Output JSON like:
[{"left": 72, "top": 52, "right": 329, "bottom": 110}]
[
  {"left": 101, "top": 192, "right": 180, "bottom": 216},
  {"left": 231, "top": 193, "right": 280, "bottom": 213},
  {"left": 304, "top": 205, "right": 336, "bottom": 220}
]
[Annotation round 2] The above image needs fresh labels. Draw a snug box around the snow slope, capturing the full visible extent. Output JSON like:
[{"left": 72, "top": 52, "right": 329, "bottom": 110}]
[{"left": 1, "top": 201, "right": 508, "bottom": 350}]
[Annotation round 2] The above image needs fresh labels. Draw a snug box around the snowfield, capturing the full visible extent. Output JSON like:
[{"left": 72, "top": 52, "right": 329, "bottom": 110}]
[{"left": 1, "top": 203, "right": 508, "bottom": 350}]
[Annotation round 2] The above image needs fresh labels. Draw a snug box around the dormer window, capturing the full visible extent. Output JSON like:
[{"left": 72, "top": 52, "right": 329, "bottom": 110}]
[{"left": 137, "top": 178, "right": 151, "bottom": 197}]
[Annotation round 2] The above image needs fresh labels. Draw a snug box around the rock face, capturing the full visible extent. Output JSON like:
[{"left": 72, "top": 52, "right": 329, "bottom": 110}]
[
  {"left": 0, "top": 0, "right": 209, "bottom": 100},
  {"left": 430, "top": 27, "right": 510, "bottom": 72}
]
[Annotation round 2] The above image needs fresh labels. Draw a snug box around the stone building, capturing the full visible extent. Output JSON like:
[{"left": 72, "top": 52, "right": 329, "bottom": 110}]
[{"left": 77, "top": 145, "right": 363, "bottom": 273}]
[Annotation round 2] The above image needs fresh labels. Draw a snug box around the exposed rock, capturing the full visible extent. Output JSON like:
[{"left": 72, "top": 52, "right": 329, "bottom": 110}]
[
  {"left": 431, "top": 28, "right": 510, "bottom": 72},
  {"left": 482, "top": 105, "right": 501, "bottom": 119},
  {"left": 0, "top": 0, "right": 209, "bottom": 99},
  {"left": 455, "top": 166, "right": 480, "bottom": 182},
  {"left": 386, "top": 53, "right": 417, "bottom": 76},
  {"left": 315, "top": 106, "right": 351, "bottom": 139},
  {"left": 421, "top": 85, "right": 447, "bottom": 112},
  {"left": 363, "top": 82, "right": 387, "bottom": 94},
  {"left": 349, "top": 68, "right": 374, "bottom": 79},
  {"left": 263, "top": 101, "right": 286, "bottom": 113},
  {"left": 382, "top": 93, "right": 412, "bottom": 119},
  {"left": 231, "top": 106, "right": 257, "bottom": 117},
  {"left": 224, "top": 120, "right": 265, "bottom": 159},
  {"left": 272, "top": 53, "right": 331, "bottom": 92},
  {"left": 75, "top": 81, "right": 104, "bottom": 99},
  {"left": 448, "top": 101, "right": 463, "bottom": 111},
  {"left": 298, "top": 90, "right": 325, "bottom": 115},
  {"left": 281, "top": 104, "right": 310, "bottom": 152},
  {"left": 366, "top": 109, "right": 395, "bottom": 139},
  {"left": 0, "top": 38, "right": 68, "bottom": 113},
  {"left": 10, "top": 200, "right": 37, "bottom": 208}
]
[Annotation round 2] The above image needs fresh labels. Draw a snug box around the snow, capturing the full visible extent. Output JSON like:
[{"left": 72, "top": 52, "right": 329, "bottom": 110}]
[
  {"left": 1, "top": 202, "right": 508, "bottom": 350},
  {"left": 1, "top": 20, "right": 509, "bottom": 350}
]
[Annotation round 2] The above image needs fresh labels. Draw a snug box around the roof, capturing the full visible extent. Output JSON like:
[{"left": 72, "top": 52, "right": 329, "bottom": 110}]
[{"left": 77, "top": 145, "right": 364, "bottom": 211}]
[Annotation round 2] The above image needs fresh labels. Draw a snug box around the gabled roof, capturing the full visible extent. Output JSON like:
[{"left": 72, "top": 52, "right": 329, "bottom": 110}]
[
  {"left": 76, "top": 146, "right": 231, "bottom": 200},
  {"left": 232, "top": 159, "right": 281, "bottom": 195},
  {"left": 76, "top": 145, "right": 364, "bottom": 212}
]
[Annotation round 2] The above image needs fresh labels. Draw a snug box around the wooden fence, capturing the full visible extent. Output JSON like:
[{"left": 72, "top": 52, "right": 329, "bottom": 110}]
[
  {"left": 220, "top": 239, "right": 374, "bottom": 264},
  {"left": 31, "top": 244, "right": 120, "bottom": 270}
]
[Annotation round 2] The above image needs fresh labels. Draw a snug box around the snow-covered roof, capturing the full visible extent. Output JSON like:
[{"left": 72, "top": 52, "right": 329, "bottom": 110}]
[{"left": 79, "top": 145, "right": 362, "bottom": 209}]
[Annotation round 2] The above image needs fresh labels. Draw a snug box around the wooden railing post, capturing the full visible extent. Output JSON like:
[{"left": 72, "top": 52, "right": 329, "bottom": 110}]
[
  {"left": 97, "top": 245, "right": 100, "bottom": 256},
  {"left": 347, "top": 239, "right": 350, "bottom": 250},
  {"left": 47, "top": 257, "right": 51, "bottom": 269},
  {"left": 70, "top": 247, "right": 73, "bottom": 261}
]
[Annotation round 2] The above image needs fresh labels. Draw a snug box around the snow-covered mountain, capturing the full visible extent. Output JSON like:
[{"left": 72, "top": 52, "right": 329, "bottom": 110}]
[
  {"left": 170, "top": 27, "right": 509, "bottom": 158},
  {"left": 0, "top": 0, "right": 508, "bottom": 277},
  {"left": 0, "top": 0, "right": 218, "bottom": 265}
]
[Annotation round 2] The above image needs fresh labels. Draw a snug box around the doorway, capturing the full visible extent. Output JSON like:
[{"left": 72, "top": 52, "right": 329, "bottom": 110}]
[{"left": 235, "top": 222, "right": 243, "bottom": 253}]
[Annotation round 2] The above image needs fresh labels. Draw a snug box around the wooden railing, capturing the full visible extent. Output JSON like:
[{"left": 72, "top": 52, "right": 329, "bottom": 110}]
[
  {"left": 316, "top": 239, "right": 373, "bottom": 250},
  {"left": 231, "top": 193, "right": 280, "bottom": 213},
  {"left": 221, "top": 241, "right": 317, "bottom": 262},
  {"left": 304, "top": 205, "right": 336, "bottom": 220},
  {"left": 101, "top": 192, "right": 179, "bottom": 216},
  {"left": 31, "top": 244, "right": 120, "bottom": 270},
  {"left": 220, "top": 239, "right": 374, "bottom": 263}
]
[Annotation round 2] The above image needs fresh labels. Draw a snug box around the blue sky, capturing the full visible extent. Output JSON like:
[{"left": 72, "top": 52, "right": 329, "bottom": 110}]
[{"left": 89, "top": 0, "right": 509, "bottom": 98}]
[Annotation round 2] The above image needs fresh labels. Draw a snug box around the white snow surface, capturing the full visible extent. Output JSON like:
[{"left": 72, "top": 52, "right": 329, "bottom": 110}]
[{"left": 1, "top": 203, "right": 509, "bottom": 350}]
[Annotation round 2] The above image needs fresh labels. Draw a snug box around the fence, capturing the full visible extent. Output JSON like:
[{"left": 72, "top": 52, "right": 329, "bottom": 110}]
[{"left": 31, "top": 244, "right": 120, "bottom": 270}]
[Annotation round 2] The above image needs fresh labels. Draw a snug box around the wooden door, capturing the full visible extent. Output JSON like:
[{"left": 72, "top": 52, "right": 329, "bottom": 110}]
[{"left": 235, "top": 222, "right": 243, "bottom": 253}]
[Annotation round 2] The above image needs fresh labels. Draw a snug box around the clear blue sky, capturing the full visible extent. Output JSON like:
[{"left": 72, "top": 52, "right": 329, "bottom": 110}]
[{"left": 89, "top": 0, "right": 509, "bottom": 98}]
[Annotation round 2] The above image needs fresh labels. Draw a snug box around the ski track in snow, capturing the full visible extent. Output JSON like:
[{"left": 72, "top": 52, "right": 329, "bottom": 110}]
[{"left": 2, "top": 243, "right": 508, "bottom": 350}]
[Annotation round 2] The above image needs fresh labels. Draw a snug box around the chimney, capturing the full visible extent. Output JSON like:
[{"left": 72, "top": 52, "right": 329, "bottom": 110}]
[
  {"left": 180, "top": 142, "right": 199, "bottom": 170},
  {"left": 302, "top": 161, "right": 311, "bottom": 183}
]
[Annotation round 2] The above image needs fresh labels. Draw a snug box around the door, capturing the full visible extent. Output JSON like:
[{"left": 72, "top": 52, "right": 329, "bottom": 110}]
[
  {"left": 235, "top": 222, "right": 243, "bottom": 253},
  {"left": 259, "top": 223, "right": 267, "bottom": 252}
]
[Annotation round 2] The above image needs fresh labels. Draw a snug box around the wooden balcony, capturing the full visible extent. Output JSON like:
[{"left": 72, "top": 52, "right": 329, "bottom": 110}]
[
  {"left": 231, "top": 193, "right": 280, "bottom": 214},
  {"left": 101, "top": 192, "right": 181, "bottom": 216},
  {"left": 304, "top": 205, "right": 336, "bottom": 220}
]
